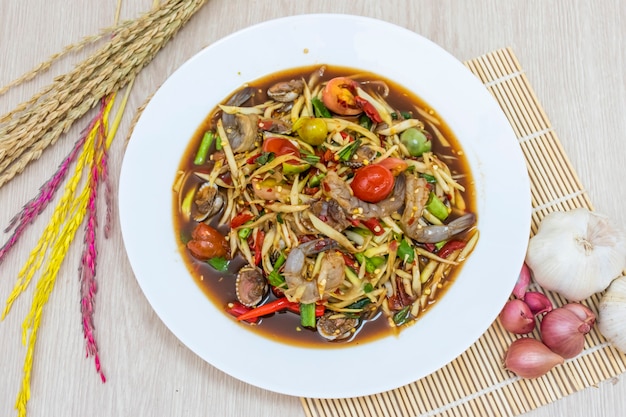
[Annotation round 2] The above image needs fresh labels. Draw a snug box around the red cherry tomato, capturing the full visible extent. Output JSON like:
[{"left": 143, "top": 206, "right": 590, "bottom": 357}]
[
  {"left": 350, "top": 164, "right": 395, "bottom": 203},
  {"left": 377, "top": 157, "right": 409, "bottom": 176},
  {"left": 262, "top": 137, "right": 300, "bottom": 158},
  {"left": 187, "top": 223, "right": 229, "bottom": 260},
  {"left": 322, "top": 77, "right": 362, "bottom": 116}
]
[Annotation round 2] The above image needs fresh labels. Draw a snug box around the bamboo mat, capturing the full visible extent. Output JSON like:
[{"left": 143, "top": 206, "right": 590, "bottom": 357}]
[{"left": 300, "top": 47, "right": 626, "bottom": 417}]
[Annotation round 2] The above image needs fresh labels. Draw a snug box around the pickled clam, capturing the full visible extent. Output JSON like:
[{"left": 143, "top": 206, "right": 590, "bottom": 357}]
[
  {"left": 235, "top": 266, "right": 268, "bottom": 307},
  {"left": 343, "top": 145, "right": 377, "bottom": 169},
  {"left": 192, "top": 182, "right": 224, "bottom": 222},
  {"left": 316, "top": 312, "right": 359, "bottom": 341},
  {"left": 267, "top": 79, "right": 304, "bottom": 102}
]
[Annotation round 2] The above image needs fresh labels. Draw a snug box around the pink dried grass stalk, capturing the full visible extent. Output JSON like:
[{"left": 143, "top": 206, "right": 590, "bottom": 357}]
[{"left": 78, "top": 97, "right": 110, "bottom": 383}]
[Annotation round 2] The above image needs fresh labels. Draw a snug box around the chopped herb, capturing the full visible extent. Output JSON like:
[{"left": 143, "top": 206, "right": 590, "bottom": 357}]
[
  {"left": 311, "top": 97, "right": 332, "bottom": 118},
  {"left": 276, "top": 213, "right": 284, "bottom": 224},
  {"left": 302, "top": 153, "right": 321, "bottom": 165},
  {"left": 397, "top": 238, "right": 415, "bottom": 263},
  {"left": 337, "top": 139, "right": 361, "bottom": 162},
  {"left": 393, "top": 306, "right": 411, "bottom": 326},
  {"left": 267, "top": 252, "right": 286, "bottom": 287},
  {"left": 208, "top": 257, "right": 229, "bottom": 272},
  {"left": 256, "top": 152, "right": 275, "bottom": 165},
  {"left": 347, "top": 297, "right": 372, "bottom": 310},
  {"left": 420, "top": 173, "right": 437, "bottom": 184},
  {"left": 401, "top": 111, "right": 412, "bottom": 119},
  {"left": 359, "top": 114, "right": 373, "bottom": 129}
]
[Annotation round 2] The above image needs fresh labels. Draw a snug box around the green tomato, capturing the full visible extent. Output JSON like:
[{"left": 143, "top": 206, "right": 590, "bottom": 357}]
[
  {"left": 400, "top": 128, "right": 432, "bottom": 157},
  {"left": 297, "top": 118, "right": 327, "bottom": 146}
]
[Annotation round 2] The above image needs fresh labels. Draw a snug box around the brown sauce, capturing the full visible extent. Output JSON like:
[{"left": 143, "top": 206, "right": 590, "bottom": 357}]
[{"left": 172, "top": 65, "right": 476, "bottom": 348}]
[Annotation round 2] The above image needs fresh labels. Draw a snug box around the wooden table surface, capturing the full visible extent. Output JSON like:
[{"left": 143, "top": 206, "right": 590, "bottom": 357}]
[{"left": 1, "top": 1, "right": 625, "bottom": 416}]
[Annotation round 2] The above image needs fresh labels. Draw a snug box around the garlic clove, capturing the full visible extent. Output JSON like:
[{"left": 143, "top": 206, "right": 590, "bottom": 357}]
[
  {"left": 504, "top": 338, "right": 564, "bottom": 378},
  {"left": 598, "top": 275, "right": 626, "bottom": 354},
  {"left": 526, "top": 208, "right": 626, "bottom": 301}
]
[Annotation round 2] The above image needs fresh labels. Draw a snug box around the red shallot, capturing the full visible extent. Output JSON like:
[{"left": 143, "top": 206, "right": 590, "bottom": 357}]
[
  {"left": 512, "top": 262, "right": 532, "bottom": 299},
  {"left": 499, "top": 299, "right": 536, "bottom": 334},
  {"left": 540, "top": 303, "right": 596, "bottom": 359},
  {"left": 524, "top": 291, "right": 553, "bottom": 316},
  {"left": 504, "top": 338, "right": 564, "bottom": 378}
]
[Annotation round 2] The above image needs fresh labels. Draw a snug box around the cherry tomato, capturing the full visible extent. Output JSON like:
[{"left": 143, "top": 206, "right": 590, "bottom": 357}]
[
  {"left": 322, "top": 77, "right": 362, "bottom": 116},
  {"left": 297, "top": 118, "right": 327, "bottom": 145},
  {"left": 187, "top": 223, "right": 229, "bottom": 260},
  {"left": 400, "top": 128, "right": 432, "bottom": 157},
  {"left": 262, "top": 137, "right": 300, "bottom": 158},
  {"left": 378, "top": 157, "right": 409, "bottom": 176},
  {"left": 350, "top": 164, "right": 395, "bottom": 203}
]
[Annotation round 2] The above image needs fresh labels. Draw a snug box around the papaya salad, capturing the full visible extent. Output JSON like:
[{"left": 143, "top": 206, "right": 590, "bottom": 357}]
[{"left": 173, "top": 65, "right": 478, "bottom": 345}]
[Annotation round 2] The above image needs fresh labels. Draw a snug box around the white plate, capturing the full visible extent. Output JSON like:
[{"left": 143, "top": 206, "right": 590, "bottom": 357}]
[{"left": 119, "top": 14, "right": 531, "bottom": 398}]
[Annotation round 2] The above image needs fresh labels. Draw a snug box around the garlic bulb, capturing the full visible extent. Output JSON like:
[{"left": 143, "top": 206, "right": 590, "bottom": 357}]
[
  {"left": 598, "top": 275, "right": 626, "bottom": 353},
  {"left": 526, "top": 208, "right": 626, "bottom": 301}
]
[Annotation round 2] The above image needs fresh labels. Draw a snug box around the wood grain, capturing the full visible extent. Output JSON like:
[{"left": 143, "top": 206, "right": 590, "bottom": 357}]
[{"left": 1, "top": 1, "right": 625, "bottom": 416}]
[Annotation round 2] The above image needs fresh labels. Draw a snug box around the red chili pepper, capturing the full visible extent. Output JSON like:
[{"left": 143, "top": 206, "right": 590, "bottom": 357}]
[
  {"left": 355, "top": 96, "right": 383, "bottom": 123},
  {"left": 322, "top": 149, "right": 335, "bottom": 163},
  {"left": 348, "top": 217, "right": 361, "bottom": 227},
  {"left": 341, "top": 253, "right": 358, "bottom": 270},
  {"left": 423, "top": 243, "right": 437, "bottom": 252},
  {"left": 230, "top": 211, "right": 254, "bottom": 228},
  {"left": 253, "top": 229, "right": 265, "bottom": 266},
  {"left": 236, "top": 297, "right": 291, "bottom": 321},
  {"left": 226, "top": 302, "right": 259, "bottom": 323},
  {"left": 339, "top": 131, "right": 355, "bottom": 141},
  {"left": 246, "top": 153, "right": 262, "bottom": 164},
  {"left": 361, "top": 218, "right": 385, "bottom": 236},
  {"left": 271, "top": 286, "right": 285, "bottom": 298},
  {"left": 303, "top": 186, "right": 320, "bottom": 195},
  {"left": 438, "top": 240, "right": 467, "bottom": 259}
]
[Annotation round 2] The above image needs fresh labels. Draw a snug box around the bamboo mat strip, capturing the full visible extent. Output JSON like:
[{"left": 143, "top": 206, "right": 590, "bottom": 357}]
[{"left": 300, "top": 47, "right": 626, "bottom": 417}]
